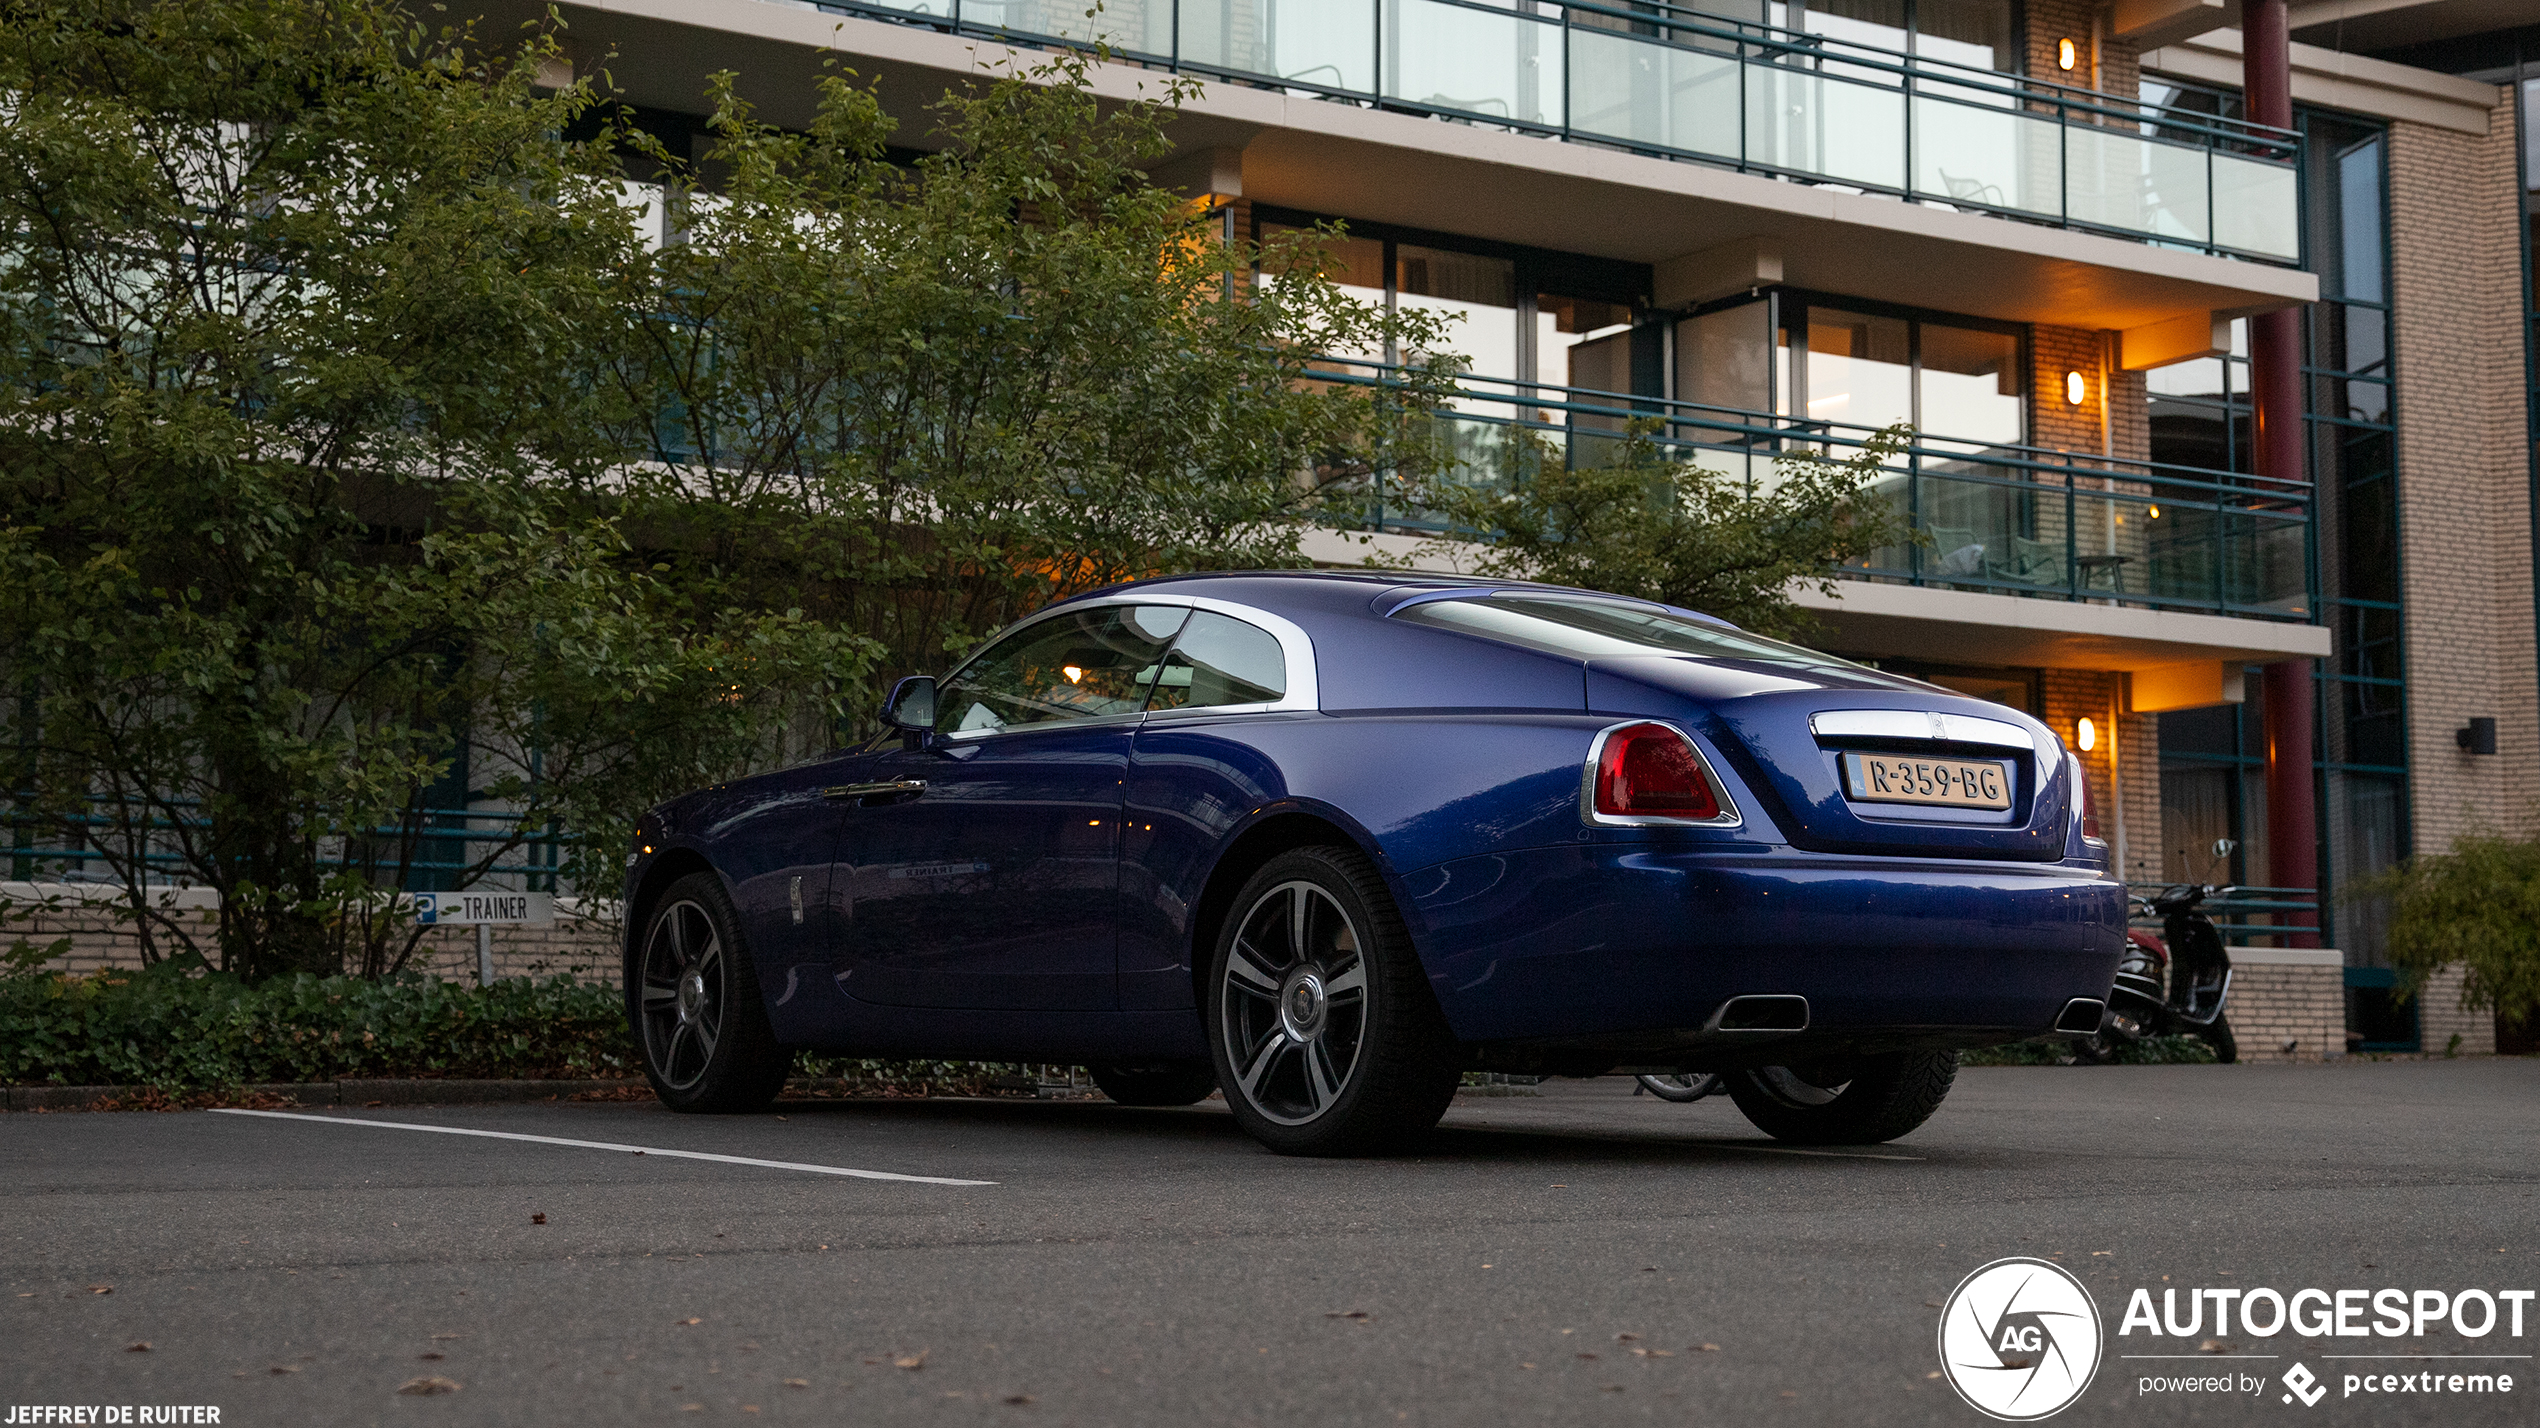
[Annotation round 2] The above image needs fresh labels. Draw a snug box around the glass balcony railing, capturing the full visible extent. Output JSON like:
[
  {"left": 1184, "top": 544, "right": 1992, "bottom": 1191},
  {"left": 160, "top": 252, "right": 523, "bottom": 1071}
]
[
  {"left": 812, "top": 0, "right": 2303, "bottom": 263},
  {"left": 1320, "top": 361, "right": 2314, "bottom": 622}
]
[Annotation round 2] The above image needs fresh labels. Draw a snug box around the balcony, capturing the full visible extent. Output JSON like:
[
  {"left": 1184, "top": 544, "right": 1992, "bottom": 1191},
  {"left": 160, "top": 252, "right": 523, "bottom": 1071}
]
[
  {"left": 810, "top": 0, "right": 2302, "bottom": 264},
  {"left": 1327, "top": 364, "right": 2313, "bottom": 623}
]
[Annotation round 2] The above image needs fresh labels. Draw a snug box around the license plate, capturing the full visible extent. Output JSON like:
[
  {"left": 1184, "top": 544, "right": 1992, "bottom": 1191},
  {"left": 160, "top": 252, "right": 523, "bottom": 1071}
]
[{"left": 1840, "top": 752, "right": 2013, "bottom": 810}]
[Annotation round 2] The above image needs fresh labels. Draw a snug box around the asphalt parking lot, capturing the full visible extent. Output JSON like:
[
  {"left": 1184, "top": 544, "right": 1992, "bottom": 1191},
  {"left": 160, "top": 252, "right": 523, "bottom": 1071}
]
[{"left": 5, "top": 1059, "right": 2536, "bottom": 1427}]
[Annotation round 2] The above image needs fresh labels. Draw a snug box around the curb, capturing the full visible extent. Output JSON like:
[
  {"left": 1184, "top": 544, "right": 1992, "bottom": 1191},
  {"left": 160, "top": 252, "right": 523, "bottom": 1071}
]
[{"left": 3, "top": 1079, "right": 637, "bottom": 1112}]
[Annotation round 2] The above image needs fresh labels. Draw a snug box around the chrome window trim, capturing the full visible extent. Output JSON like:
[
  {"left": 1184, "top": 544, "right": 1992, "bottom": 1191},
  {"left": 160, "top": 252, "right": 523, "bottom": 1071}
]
[
  {"left": 1578, "top": 720, "right": 1745, "bottom": 829},
  {"left": 934, "top": 592, "right": 1317, "bottom": 741},
  {"left": 1808, "top": 708, "right": 2036, "bottom": 751}
]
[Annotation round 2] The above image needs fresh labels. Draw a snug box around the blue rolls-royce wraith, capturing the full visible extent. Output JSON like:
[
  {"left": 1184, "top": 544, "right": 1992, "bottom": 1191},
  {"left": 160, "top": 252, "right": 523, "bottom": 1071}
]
[{"left": 622, "top": 572, "right": 2125, "bottom": 1154}]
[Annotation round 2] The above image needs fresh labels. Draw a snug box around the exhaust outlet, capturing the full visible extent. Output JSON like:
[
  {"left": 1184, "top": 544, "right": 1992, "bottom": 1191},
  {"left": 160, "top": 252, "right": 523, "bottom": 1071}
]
[
  {"left": 2054, "top": 998, "right": 2108, "bottom": 1035},
  {"left": 1706, "top": 995, "right": 1810, "bottom": 1035}
]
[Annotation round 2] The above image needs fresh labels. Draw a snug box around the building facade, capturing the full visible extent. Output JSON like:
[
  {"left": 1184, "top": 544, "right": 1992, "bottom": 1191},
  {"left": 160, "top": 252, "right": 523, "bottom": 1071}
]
[{"left": 479, "top": 0, "right": 2534, "bottom": 1051}]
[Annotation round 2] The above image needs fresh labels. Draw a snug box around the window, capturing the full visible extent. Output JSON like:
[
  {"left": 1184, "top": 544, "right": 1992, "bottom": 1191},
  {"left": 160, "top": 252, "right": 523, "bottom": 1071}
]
[
  {"left": 1148, "top": 612, "right": 1289, "bottom": 713},
  {"left": 1678, "top": 294, "right": 2023, "bottom": 447},
  {"left": 1397, "top": 244, "right": 1519, "bottom": 394},
  {"left": 1393, "top": 594, "right": 1866, "bottom": 673},
  {"left": 937, "top": 605, "right": 1188, "bottom": 736},
  {"left": 1774, "top": 0, "right": 2018, "bottom": 74}
]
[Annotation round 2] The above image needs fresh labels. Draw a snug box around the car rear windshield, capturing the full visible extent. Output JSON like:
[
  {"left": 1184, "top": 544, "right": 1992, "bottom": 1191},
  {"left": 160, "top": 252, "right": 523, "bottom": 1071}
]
[{"left": 1392, "top": 593, "right": 1864, "bottom": 672}]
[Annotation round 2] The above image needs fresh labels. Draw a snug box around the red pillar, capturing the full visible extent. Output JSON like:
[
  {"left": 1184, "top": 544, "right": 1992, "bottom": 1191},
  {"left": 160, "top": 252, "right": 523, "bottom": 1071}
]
[{"left": 2245, "top": 0, "right": 2319, "bottom": 941}]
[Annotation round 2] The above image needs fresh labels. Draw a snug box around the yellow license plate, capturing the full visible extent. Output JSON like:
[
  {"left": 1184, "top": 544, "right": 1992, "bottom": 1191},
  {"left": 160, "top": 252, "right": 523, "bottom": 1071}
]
[{"left": 1841, "top": 752, "right": 2013, "bottom": 810}]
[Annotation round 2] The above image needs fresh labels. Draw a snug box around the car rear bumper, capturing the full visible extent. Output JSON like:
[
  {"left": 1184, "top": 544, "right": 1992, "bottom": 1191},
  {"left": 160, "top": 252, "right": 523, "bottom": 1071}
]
[{"left": 1401, "top": 844, "right": 2126, "bottom": 1052}]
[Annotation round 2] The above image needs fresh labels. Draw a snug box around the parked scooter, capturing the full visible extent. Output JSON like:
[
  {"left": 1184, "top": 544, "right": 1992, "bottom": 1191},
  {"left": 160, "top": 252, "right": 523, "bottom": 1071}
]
[{"left": 2079, "top": 839, "right": 2239, "bottom": 1063}]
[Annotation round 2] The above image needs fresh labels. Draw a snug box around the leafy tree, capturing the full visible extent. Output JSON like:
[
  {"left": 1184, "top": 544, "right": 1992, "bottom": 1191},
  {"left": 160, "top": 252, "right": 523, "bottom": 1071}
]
[
  {"left": 1405, "top": 421, "right": 1917, "bottom": 641},
  {"left": 0, "top": 0, "right": 860, "bottom": 976},
  {"left": 595, "top": 58, "right": 1453, "bottom": 687},
  {"left": 2359, "top": 830, "right": 2540, "bottom": 1027}
]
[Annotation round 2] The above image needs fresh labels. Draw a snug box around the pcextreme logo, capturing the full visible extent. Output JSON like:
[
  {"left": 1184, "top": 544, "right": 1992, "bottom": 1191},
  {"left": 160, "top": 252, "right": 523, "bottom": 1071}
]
[{"left": 1937, "top": 1257, "right": 2105, "bottom": 1421}]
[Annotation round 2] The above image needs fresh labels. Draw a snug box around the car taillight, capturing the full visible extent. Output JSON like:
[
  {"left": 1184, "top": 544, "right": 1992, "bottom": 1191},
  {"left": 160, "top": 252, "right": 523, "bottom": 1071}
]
[
  {"left": 2069, "top": 750, "right": 2102, "bottom": 843},
  {"left": 1595, "top": 723, "right": 1723, "bottom": 820}
]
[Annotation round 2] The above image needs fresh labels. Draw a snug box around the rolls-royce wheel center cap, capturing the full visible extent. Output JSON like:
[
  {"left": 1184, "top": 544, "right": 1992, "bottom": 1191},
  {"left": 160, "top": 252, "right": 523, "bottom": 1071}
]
[
  {"left": 677, "top": 970, "right": 706, "bottom": 1021},
  {"left": 1280, "top": 969, "right": 1327, "bottom": 1041}
]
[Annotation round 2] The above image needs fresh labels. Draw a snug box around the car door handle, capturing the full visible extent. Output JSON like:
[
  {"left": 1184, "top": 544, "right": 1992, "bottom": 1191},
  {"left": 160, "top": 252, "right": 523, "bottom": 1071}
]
[{"left": 823, "top": 779, "right": 927, "bottom": 802}]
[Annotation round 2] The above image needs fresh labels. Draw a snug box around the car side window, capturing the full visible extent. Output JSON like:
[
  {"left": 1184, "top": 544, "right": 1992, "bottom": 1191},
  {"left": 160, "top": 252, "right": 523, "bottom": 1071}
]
[
  {"left": 937, "top": 605, "right": 1189, "bottom": 736},
  {"left": 1145, "top": 611, "right": 1287, "bottom": 713}
]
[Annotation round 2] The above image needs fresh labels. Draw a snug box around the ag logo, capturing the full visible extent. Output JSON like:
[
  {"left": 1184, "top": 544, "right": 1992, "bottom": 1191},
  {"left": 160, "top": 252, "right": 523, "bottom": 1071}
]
[{"left": 1936, "top": 1257, "right": 2104, "bottom": 1420}]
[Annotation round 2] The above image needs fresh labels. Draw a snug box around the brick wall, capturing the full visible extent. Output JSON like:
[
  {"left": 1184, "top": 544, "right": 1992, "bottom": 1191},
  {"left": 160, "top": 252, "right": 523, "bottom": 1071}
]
[
  {"left": 2022, "top": 0, "right": 2140, "bottom": 103},
  {"left": 2416, "top": 963, "right": 2498, "bottom": 1056},
  {"left": 2226, "top": 961, "right": 2343, "bottom": 1061},
  {"left": 2388, "top": 95, "right": 2539, "bottom": 854},
  {"left": 7, "top": 900, "right": 620, "bottom": 984}
]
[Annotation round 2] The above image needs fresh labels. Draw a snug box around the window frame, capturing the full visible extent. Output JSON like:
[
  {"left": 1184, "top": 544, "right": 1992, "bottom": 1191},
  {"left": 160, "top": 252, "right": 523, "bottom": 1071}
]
[{"left": 934, "top": 595, "right": 1320, "bottom": 740}]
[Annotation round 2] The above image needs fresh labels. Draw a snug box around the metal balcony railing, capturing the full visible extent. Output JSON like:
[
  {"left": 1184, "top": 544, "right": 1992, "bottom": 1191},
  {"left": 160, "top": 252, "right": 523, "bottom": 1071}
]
[
  {"left": 4, "top": 804, "right": 569, "bottom": 892},
  {"left": 806, "top": 0, "right": 2302, "bottom": 263},
  {"left": 1331, "top": 362, "right": 2316, "bottom": 623}
]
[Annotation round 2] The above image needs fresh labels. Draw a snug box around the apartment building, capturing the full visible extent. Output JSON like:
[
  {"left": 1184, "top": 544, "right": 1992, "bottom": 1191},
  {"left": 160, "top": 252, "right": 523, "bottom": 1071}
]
[{"left": 486, "top": 0, "right": 2536, "bottom": 1051}]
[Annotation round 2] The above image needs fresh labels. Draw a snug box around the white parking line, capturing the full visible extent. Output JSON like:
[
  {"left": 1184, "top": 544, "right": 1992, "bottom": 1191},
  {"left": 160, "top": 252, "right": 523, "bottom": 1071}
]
[{"left": 208, "top": 1108, "right": 997, "bottom": 1185}]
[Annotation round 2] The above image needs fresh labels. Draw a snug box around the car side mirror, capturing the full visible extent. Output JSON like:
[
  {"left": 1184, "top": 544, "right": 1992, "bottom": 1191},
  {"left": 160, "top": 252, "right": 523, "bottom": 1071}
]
[{"left": 883, "top": 676, "right": 936, "bottom": 734}]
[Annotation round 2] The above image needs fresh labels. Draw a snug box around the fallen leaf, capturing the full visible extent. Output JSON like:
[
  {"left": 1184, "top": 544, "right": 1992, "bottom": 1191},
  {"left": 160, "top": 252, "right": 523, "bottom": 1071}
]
[
  {"left": 1519, "top": 1363, "right": 1536, "bottom": 1371},
  {"left": 1324, "top": 1311, "right": 1371, "bottom": 1321},
  {"left": 678, "top": 1318, "right": 702, "bottom": 1326},
  {"left": 431, "top": 1334, "right": 465, "bottom": 1342},
  {"left": 680, "top": 1405, "right": 703, "bottom": 1412},
  {"left": 397, "top": 1377, "right": 461, "bottom": 1396},
  {"left": 1696, "top": 1343, "right": 1720, "bottom": 1352},
  {"left": 1576, "top": 1352, "right": 1599, "bottom": 1361},
  {"left": 86, "top": 1285, "right": 112, "bottom": 1295},
  {"left": 1601, "top": 1386, "right": 1624, "bottom": 1393},
  {"left": 269, "top": 1365, "right": 300, "bottom": 1376},
  {"left": 531, "top": 1214, "right": 547, "bottom": 1225},
  {"left": 2091, "top": 1250, "right": 2113, "bottom": 1256},
  {"left": 1926, "top": 1372, "right": 1943, "bottom": 1380},
  {"left": 2199, "top": 1340, "right": 2232, "bottom": 1354},
  {"left": 742, "top": 1408, "right": 760, "bottom": 1415},
  {"left": 895, "top": 1351, "right": 928, "bottom": 1370},
  {"left": 1924, "top": 1300, "right": 1943, "bottom": 1308},
  {"left": 1640, "top": 1267, "right": 1657, "bottom": 1272},
  {"left": 126, "top": 1343, "right": 150, "bottom": 1353},
  {"left": 1632, "top": 1349, "right": 1675, "bottom": 1359},
  {"left": 783, "top": 1379, "right": 809, "bottom": 1388},
  {"left": 419, "top": 1352, "right": 445, "bottom": 1362},
  {"left": 1004, "top": 1394, "right": 1034, "bottom": 1405},
  {"left": 1616, "top": 1332, "right": 1640, "bottom": 1342}
]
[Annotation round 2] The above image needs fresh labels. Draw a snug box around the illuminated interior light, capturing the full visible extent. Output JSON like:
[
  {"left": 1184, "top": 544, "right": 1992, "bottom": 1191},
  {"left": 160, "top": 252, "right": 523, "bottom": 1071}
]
[{"left": 1062, "top": 665, "right": 1084, "bottom": 683}]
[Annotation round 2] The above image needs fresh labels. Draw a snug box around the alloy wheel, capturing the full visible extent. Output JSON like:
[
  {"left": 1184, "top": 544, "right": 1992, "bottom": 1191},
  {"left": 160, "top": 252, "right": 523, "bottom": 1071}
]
[
  {"left": 1218, "top": 880, "right": 1370, "bottom": 1126},
  {"left": 639, "top": 899, "right": 725, "bottom": 1091}
]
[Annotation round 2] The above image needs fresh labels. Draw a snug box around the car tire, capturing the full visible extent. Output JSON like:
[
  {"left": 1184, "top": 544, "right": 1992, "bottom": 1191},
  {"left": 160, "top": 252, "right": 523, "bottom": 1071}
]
[
  {"left": 1205, "top": 846, "right": 1461, "bottom": 1157},
  {"left": 1723, "top": 1049, "right": 1957, "bottom": 1145},
  {"left": 627, "top": 871, "right": 793, "bottom": 1113},
  {"left": 1088, "top": 1061, "right": 1218, "bottom": 1106}
]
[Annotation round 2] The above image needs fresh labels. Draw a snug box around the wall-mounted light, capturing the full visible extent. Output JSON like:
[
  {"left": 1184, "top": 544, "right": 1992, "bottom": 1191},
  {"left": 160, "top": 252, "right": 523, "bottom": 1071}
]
[
  {"left": 2057, "top": 37, "right": 2078, "bottom": 70},
  {"left": 2457, "top": 716, "right": 2497, "bottom": 755},
  {"left": 2075, "top": 717, "right": 2097, "bottom": 752},
  {"left": 2148, "top": 504, "right": 2161, "bottom": 519},
  {"left": 2065, "top": 371, "right": 2087, "bottom": 405}
]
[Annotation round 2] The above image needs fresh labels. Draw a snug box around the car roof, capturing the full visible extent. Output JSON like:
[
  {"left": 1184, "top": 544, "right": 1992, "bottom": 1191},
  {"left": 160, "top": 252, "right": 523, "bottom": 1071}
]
[{"left": 1057, "top": 569, "right": 1732, "bottom": 626}]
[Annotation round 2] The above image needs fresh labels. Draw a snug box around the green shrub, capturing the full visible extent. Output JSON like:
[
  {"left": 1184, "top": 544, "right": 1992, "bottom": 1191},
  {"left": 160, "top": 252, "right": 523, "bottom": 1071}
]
[
  {"left": 2359, "top": 831, "right": 2540, "bottom": 1025},
  {"left": 0, "top": 960, "right": 633, "bottom": 1089},
  {"left": 1959, "top": 1034, "right": 2219, "bottom": 1067}
]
